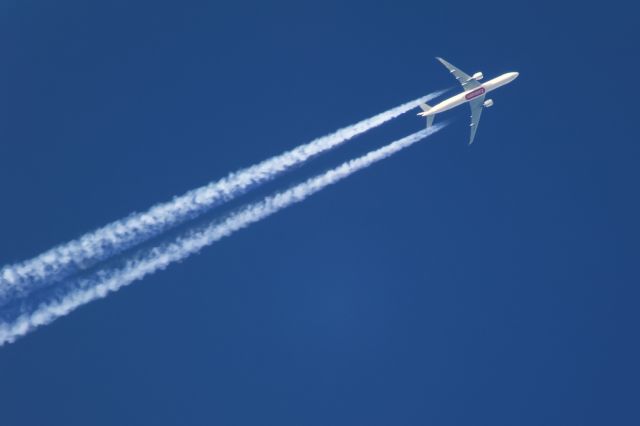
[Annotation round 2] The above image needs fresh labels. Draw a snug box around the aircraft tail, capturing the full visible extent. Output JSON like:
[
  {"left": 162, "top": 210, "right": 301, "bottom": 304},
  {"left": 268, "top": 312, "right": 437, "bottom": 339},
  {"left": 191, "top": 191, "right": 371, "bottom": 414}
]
[{"left": 419, "top": 103, "right": 435, "bottom": 128}]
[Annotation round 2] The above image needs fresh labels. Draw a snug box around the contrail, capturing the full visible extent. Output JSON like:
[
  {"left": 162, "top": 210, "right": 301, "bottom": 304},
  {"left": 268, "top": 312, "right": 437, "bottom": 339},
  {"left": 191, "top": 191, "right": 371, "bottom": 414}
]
[
  {"left": 0, "top": 90, "right": 445, "bottom": 302},
  {"left": 0, "top": 124, "right": 445, "bottom": 346}
]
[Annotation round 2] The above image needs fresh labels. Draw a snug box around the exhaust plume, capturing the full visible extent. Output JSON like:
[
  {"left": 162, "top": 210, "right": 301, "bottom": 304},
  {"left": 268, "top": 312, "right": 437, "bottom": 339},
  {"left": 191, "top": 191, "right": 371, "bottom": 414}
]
[
  {"left": 0, "top": 124, "right": 445, "bottom": 346},
  {"left": 0, "top": 91, "right": 445, "bottom": 302}
]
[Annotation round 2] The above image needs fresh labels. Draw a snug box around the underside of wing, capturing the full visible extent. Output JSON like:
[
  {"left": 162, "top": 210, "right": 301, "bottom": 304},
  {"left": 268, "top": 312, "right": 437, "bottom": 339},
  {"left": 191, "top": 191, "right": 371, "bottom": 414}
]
[
  {"left": 436, "top": 57, "right": 481, "bottom": 91},
  {"left": 468, "top": 97, "right": 485, "bottom": 145}
]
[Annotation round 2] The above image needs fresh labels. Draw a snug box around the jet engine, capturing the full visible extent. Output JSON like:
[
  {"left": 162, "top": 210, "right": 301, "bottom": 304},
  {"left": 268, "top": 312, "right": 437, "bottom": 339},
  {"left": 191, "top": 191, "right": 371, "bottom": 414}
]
[
  {"left": 483, "top": 99, "right": 494, "bottom": 108},
  {"left": 472, "top": 72, "right": 484, "bottom": 81}
]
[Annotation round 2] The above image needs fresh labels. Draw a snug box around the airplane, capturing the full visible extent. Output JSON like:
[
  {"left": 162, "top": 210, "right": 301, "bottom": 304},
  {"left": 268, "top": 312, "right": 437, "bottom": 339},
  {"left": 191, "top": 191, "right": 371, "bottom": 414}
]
[{"left": 418, "top": 57, "right": 519, "bottom": 144}]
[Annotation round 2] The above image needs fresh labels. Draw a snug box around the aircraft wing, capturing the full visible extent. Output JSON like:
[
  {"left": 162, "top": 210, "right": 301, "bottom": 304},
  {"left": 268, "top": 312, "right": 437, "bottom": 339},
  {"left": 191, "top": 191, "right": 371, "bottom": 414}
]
[
  {"left": 436, "top": 57, "right": 481, "bottom": 90},
  {"left": 468, "top": 97, "right": 485, "bottom": 145}
]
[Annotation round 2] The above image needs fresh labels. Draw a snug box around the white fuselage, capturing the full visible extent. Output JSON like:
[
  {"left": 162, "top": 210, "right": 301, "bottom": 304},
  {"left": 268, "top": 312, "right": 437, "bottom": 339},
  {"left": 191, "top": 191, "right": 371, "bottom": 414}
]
[{"left": 422, "top": 72, "right": 519, "bottom": 116}]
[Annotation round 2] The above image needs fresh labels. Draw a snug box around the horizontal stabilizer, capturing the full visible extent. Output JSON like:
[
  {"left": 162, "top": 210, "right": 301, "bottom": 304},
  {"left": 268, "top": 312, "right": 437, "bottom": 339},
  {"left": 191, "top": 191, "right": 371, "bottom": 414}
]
[
  {"left": 418, "top": 103, "right": 435, "bottom": 128},
  {"left": 426, "top": 115, "right": 435, "bottom": 128}
]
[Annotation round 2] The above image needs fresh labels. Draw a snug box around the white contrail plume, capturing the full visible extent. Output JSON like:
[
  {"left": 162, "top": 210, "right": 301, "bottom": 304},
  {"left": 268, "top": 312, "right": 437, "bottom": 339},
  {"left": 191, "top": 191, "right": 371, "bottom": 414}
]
[
  {"left": 0, "top": 124, "right": 445, "bottom": 346},
  {"left": 0, "top": 90, "right": 445, "bottom": 301}
]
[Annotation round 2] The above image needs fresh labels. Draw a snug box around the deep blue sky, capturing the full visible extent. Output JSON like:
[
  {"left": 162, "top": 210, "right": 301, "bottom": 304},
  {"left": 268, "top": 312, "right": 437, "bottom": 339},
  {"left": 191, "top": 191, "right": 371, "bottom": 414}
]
[{"left": 1, "top": 1, "right": 638, "bottom": 425}]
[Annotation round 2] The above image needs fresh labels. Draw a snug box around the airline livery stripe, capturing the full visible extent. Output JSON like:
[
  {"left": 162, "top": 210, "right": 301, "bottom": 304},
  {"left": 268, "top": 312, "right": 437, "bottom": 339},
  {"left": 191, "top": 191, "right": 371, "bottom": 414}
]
[{"left": 465, "top": 87, "right": 485, "bottom": 100}]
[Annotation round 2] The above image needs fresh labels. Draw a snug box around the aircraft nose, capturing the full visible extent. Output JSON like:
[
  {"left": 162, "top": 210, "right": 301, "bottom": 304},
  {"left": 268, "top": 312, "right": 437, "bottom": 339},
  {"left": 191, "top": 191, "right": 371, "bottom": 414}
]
[{"left": 512, "top": 72, "right": 520, "bottom": 79}]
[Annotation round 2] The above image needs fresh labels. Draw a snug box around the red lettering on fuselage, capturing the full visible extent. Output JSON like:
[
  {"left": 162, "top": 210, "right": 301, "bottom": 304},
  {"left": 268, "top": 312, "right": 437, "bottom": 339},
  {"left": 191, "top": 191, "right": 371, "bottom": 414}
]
[{"left": 465, "top": 87, "right": 485, "bottom": 100}]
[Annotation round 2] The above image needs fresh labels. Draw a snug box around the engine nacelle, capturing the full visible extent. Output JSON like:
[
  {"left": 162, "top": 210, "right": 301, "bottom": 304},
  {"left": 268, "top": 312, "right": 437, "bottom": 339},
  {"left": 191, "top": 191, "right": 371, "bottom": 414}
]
[
  {"left": 472, "top": 71, "right": 484, "bottom": 81},
  {"left": 483, "top": 99, "right": 494, "bottom": 108}
]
